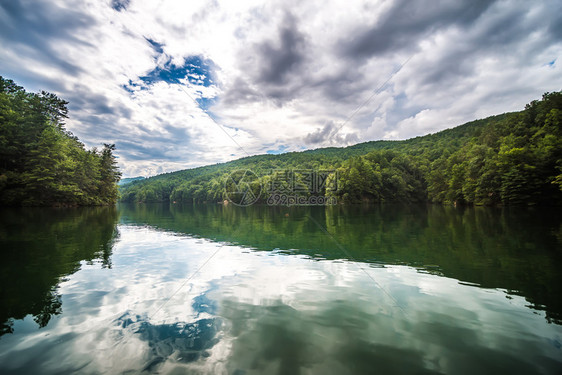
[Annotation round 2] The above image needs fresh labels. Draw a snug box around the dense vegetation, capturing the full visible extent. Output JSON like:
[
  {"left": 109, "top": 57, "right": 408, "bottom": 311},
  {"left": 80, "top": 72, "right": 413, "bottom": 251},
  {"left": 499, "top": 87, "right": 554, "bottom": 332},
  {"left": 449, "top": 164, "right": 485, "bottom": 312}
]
[
  {"left": 118, "top": 176, "right": 145, "bottom": 186},
  {"left": 119, "top": 203, "right": 562, "bottom": 324},
  {"left": 0, "top": 77, "right": 121, "bottom": 206},
  {"left": 121, "top": 92, "right": 562, "bottom": 206},
  {"left": 0, "top": 206, "right": 119, "bottom": 335}
]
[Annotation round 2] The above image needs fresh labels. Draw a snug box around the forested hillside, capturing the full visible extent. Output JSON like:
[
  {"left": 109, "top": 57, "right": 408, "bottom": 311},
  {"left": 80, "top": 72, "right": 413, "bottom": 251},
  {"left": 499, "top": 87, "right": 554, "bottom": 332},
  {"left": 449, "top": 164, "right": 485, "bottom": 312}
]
[
  {"left": 118, "top": 177, "right": 145, "bottom": 186},
  {"left": 121, "top": 91, "right": 562, "bottom": 206},
  {"left": 0, "top": 77, "right": 121, "bottom": 206}
]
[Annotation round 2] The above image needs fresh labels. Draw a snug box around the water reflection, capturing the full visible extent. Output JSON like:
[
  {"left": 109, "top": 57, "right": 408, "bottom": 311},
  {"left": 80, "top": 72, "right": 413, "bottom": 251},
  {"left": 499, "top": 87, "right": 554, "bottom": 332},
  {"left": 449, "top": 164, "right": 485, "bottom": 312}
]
[
  {"left": 116, "top": 313, "right": 221, "bottom": 371},
  {"left": 0, "top": 205, "right": 561, "bottom": 374},
  {"left": 220, "top": 298, "right": 559, "bottom": 375},
  {"left": 0, "top": 207, "right": 119, "bottom": 336},
  {"left": 119, "top": 203, "right": 562, "bottom": 324}
]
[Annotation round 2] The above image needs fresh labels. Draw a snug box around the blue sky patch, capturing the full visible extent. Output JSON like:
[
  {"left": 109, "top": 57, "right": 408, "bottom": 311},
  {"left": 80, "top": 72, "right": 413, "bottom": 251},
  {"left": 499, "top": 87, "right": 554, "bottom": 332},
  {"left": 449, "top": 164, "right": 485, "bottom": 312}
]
[
  {"left": 266, "top": 145, "right": 289, "bottom": 154},
  {"left": 122, "top": 79, "right": 135, "bottom": 94},
  {"left": 138, "top": 55, "right": 215, "bottom": 87},
  {"left": 145, "top": 38, "right": 164, "bottom": 54},
  {"left": 111, "top": 0, "right": 130, "bottom": 12},
  {"left": 196, "top": 96, "right": 216, "bottom": 111}
]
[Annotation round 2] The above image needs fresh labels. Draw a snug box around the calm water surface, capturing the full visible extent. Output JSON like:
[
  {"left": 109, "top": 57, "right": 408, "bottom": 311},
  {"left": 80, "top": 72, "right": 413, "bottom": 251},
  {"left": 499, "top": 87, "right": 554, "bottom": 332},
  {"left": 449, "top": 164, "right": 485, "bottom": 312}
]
[{"left": 0, "top": 203, "right": 561, "bottom": 374}]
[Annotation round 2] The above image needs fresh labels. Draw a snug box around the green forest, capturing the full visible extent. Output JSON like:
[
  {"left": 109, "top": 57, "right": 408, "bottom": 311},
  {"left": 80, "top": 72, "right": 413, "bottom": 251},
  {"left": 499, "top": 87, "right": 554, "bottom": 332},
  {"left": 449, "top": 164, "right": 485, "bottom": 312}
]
[
  {"left": 2, "top": 74, "right": 560, "bottom": 207},
  {"left": 121, "top": 91, "right": 562, "bottom": 206},
  {"left": 0, "top": 77, "right": 121, "bottom": 206},
  {"left": 0, "top": 206, "right": 119, "bottom": 335},
  {"left": 118, "top": 203, "right": 562, "bottom": 323}
]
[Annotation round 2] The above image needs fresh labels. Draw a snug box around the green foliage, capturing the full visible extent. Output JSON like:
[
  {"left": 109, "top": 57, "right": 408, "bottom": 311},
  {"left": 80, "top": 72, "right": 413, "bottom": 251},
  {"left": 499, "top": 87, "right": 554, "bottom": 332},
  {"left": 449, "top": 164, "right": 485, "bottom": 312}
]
[
  {"left": 0, "top": 77, "right": 121, "bottom": 206},
  {"left": 121, "top": 91, "right": 562, "bottom": 206},
  {"left": 119, "top": 203, "right": 562, "bottom": 323},
  {"left": 0, "top": 206, "right": 119, "bottom": 335}
]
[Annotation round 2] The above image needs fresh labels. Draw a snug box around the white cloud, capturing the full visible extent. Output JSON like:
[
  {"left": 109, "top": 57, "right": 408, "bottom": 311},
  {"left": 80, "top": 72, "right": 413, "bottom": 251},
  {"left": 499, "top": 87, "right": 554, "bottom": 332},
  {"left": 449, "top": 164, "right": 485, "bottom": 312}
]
[
  {"left": 1, "top": 225, "right": 559, "bottom": 373},
  {"left": 1, "top": 0, "right": 561, "bottom": 176}
]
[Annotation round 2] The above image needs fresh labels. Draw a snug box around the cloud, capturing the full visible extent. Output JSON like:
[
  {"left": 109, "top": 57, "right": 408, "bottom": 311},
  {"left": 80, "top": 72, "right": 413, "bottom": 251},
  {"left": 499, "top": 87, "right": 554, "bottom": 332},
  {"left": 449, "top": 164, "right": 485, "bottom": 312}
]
[
  {"left": 1, "top": 0, "right": 561, "bottom": 177},
  {"left": 339, "top": 0, "right": 495, "bottom": 59},
  {"left": 255, "top": 12, "right": 307, "bottom": 86},
  {"left": 0, "top": 0, "right": 94, "bottom": 78},
  {"left": 304, "top": 121, "right": 359, "bottom": 146},
  {"left": 111, "top": 0, "right": 131, "bottom": 12},
  {"left": 137, "top": 55, "right": 216, "bottom": 88}
]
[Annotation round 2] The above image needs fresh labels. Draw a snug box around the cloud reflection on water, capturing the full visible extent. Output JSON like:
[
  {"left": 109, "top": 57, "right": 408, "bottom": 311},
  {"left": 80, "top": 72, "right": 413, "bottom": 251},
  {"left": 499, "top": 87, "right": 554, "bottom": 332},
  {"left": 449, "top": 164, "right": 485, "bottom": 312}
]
[{"left": 0, "top": 226, "right": 561, "bottom": 374}]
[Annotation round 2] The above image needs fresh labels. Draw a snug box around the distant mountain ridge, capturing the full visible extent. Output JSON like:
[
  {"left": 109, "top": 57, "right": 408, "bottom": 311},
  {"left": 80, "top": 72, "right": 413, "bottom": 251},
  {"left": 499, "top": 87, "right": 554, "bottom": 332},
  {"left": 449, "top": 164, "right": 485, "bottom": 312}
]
[
  {"left": 120, "top": 93, "right": 561, "bottom": 206},
  {"left": 118, "top": 177, "right": 145, "bottom": 186}
]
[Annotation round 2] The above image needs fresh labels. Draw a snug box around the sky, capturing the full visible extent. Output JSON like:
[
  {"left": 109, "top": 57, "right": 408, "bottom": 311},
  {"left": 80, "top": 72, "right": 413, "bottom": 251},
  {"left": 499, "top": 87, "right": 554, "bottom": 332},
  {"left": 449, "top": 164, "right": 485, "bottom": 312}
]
[{"left": 1, "top": 0, "right": 561, "bottom": 177}]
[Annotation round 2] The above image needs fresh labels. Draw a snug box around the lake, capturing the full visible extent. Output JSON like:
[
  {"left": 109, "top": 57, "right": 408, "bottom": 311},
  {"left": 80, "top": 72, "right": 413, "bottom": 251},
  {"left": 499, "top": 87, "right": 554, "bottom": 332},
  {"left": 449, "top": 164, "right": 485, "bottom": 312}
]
[{"left": 0, "top": 203, "right": 561, "bottom": 374}]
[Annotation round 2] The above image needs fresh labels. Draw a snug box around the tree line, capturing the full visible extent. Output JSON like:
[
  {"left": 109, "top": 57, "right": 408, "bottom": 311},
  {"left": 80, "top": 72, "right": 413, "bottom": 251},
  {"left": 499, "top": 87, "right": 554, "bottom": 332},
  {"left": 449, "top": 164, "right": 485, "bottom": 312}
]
[
  {"left": 118, "top": 203, "right": 562, "bottom": 323},
  {"left": 121, "top": 91, "right": 562, "bottom": 206},
  {"left": 0, "top": 77, "right": 121, "bottom": 206}
]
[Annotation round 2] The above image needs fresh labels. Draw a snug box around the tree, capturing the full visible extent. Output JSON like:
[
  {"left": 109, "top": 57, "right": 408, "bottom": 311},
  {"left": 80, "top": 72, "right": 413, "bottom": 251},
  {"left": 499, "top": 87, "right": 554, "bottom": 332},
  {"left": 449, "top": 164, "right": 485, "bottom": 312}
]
[
  {"left": 0, "top": 76, "right": 121, "bottom": 206},
  {"left": 119, "top": 91, "right": 562, "bottom": 206},
  {"left": 99, "top": 144, "right": 122, "bottom": 203}
]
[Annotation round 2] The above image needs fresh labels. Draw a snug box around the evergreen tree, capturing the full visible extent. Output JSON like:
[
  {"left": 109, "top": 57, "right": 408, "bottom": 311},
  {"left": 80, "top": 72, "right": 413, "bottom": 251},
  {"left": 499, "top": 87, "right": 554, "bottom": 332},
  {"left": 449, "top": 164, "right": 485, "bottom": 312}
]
[{"left": 0, "top": 76, "right": 121, "bottom": 206}]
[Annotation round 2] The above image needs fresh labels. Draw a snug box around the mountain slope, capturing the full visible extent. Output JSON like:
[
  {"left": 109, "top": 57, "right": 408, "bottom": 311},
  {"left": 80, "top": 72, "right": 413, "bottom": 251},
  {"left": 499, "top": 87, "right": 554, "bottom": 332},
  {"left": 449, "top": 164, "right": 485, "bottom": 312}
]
[
  {"left": 118, "top": 177, "right": 145, "bottom": 186},
  {"left": 120, "top": 93, "right": 562, "bottom": 206}
]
